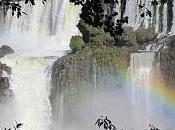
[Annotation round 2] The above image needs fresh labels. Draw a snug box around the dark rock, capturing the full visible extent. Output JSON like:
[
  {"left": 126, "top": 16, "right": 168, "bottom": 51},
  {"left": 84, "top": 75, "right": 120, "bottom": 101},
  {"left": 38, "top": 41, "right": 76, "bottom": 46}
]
[
  {"left": 0, "top": 45, "right": 14, "bottom": 58},
  {"left": 0, "top": 45, "right": 14, "bottom": 101},
  {"left": 0, "top": 77, "right": 10, "bottom": 90},
  {"left": 0, "top": 63, "right": 12, "bottom": 76}
]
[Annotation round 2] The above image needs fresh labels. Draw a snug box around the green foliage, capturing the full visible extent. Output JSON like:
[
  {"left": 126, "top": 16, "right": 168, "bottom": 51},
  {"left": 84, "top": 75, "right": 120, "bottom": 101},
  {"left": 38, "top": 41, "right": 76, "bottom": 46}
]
[
  {"left": 114, "top": 27, "right": 156, "bottom": 47},
  {"left": 69, "top": 36, "right": 85, "bottom": 51},
  {"left": 78, "top": 19, "right": 156, "bottom": 47},
  {"left": 70, "top": 0, "right": 127, "bottom": 37},
  {"left": 135, "top": 27, "right": 156, "bottom": 44},
  {"left": 77, "top": 20, "right": 114, "bottom": 45},
  {"left": 91, "top": 32, "right": 114, "bottom": 45},
  {"left": 160, "top": 36, "right": 175, "bottom": 83},
  {"left": 115, "top": 27, "right": 137, "bottom": 46}
]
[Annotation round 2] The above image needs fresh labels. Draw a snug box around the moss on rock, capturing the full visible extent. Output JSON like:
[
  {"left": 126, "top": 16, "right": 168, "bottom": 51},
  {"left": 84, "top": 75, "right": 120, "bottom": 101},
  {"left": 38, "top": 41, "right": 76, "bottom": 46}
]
[
  {"left": 160, "top": 36, "right": 175, "bottom": 83},
  {"left": 135, "top": 27, "right": 156, "bottom": 44},
  {"left": 50, "top": 45, "right": 132, "bottom": 123}
]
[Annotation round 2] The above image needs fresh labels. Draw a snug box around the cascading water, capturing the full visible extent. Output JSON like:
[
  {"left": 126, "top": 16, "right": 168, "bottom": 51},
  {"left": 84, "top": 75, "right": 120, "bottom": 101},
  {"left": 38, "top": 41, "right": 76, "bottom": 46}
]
[
  {"left": 1, "top": 0, "right": 175, "bottom": 130},
  {"left": 0, "top": 0, "right": 80, "bottom": 129},
  {"left": 129, "top": 52, "right": 155, "bottom": 110},
  {"left": 128, "top": 51, "right": 175, "bottom": 129},
  {"left": 123, "top": 0, "right": 174, "bottom": 33},
  {"left": 0, "top": 55, "right": 56, "bottom": 130},
  {"left": 128, "top": 52, "right": 156, "bottom": 129},
  {"left": 0, "top": 0, "right": 80, "bottom": 55}
]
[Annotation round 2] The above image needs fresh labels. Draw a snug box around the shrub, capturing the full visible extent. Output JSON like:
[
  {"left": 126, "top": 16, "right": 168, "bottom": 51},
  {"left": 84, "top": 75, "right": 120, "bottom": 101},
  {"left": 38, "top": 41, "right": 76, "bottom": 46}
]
[
  {"left": 135, "top": 27, "right": 156, "bottom": 44},
  {"left": 77, "top": 20, "right": 114, "bottom": 45},
  {"left": 115, "top": 27, "right": 137, "bottom": 46},
  {"left": 91, "top": 32, "right": 114, "bottom": 45},
  {"left": 69, "top": 36, "right": 85, "bottom": 52}
]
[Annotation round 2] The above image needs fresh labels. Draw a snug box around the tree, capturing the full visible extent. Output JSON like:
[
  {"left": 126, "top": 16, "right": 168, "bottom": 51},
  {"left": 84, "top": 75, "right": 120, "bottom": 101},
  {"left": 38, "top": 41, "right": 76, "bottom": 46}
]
[
  {"left": 0, "top": 0, "right": 46, "bottom": 18},
  {"left": 70, "top": 0, "right": 128, "bottom": 37},
  {"left": 70, "top": 0, "right": 168, "bottom": 45}
]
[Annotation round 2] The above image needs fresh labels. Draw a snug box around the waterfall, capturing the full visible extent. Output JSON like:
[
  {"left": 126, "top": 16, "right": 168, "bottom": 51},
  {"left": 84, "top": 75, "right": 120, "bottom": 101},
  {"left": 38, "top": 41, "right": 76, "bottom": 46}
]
[
  {"left": 0, "top": 0, "right": 80, "bottom": 55},
  {"left": 0, "top": 0, "right": 80, "bottom": 129},
  {"left": 127, "top": 51, "right": 156, "bottom": 129},
  {"left": 123, "top": 0, "right": 175, "bottom": 34},
  {"left": 129, "top": 52, "right": 155, "bottom": 112},
  {"left": 128, "top": 50, "right": 175, "bottom": 129},
  {"left": 0, "top": 55, "right": 57, "bottom": 130}
]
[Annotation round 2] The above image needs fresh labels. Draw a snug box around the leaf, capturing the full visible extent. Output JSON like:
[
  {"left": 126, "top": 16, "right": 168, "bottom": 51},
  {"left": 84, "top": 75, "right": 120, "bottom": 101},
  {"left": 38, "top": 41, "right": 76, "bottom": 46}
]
[
  {"left": 15, "top": 121, "right": 23, "bottom": 128},
  {"left": 98, "top": 122, "right": 104, "bottom": 128},
  {"left": 141, "top": 13, "right": 145, "bottom": 17},
  {"left": 25, "top": 0, "right": 29, "bottom": 4}
]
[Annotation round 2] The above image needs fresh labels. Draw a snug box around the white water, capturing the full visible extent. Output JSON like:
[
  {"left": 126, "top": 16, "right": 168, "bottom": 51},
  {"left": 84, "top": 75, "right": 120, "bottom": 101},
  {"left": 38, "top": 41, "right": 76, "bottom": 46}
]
[
  {"left": 0, "top": 55, "right": 57, "bottom": 130},
  {"left": 1, "top": 1, "right": 175, "bottom": 130},
  {"left": 127, "top": 52, "right": 156, "bottom": 129},
  {"left": 127, "top": 51, "right": 175, "bottom": 129},
  {"left": 0, "top": 0, "right": 80, "bottom": 129},
  {"left": 0, "top": 0, "right": 80, "bottom": 56},
  {"left": 124, "top": 0, "right": 170, "bottom": 33}
]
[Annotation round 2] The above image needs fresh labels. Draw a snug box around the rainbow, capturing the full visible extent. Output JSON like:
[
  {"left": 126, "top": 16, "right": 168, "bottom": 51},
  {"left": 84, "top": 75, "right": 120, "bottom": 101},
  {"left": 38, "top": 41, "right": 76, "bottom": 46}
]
[{"left": 151, "top": 70, "right": 175, "bottom": 111}]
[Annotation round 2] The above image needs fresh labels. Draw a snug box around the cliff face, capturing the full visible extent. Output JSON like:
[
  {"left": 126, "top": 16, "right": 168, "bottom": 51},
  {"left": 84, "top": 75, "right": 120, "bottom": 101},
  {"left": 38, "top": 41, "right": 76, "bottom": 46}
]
[
  {"left": 0, "top": 45, "right": 14, "bottom": 101},
  {"left": 50, "top": 45, "right": 131, "bottom": 127}
]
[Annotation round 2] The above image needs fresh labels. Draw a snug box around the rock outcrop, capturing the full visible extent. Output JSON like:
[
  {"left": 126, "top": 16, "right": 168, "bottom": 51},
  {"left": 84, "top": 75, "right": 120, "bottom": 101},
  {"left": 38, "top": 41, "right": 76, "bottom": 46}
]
[
  {"left": 50, "top": 45, "right": 131, "bottom": 126},
  {"left": 0, "top": 45, "right": 14, "bottom": 58},
  {"left": 0, "top": 45, "right": 14, "bottom": 100}
]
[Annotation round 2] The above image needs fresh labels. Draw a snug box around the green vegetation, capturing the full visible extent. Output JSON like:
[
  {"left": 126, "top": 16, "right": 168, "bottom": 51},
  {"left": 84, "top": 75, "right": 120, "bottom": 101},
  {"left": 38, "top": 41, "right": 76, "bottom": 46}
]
[
  {"left": 116, "top": 27, "right": 156, "bottom": 46},
  {"left": 77, "top": 20, "right": 114, "bottom": 45},
  {"left": 70, "top": 20, "right": 156, "bottom": 52},
  {"left": 135, "top": 27, "right": 156, "bottom": 44},
  {"left": 69, "top": 36, "right": 85, "bottom": 52},
  {"left": 160, "top": 36, "right": 175, "bottom": 83},
  {"left": 115, "top": 27, "right": 137, "bottom": 46},
  {"left": 65, "top": 45, "right": 131, "bottom": 74},
  {"left": 51, "top": 45, "right": 132, "bottom": 124}
]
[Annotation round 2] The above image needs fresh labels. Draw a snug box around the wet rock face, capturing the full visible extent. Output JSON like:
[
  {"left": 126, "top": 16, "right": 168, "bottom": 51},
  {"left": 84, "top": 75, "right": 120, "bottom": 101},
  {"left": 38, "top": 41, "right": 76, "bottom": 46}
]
[
  {"left": 0, "top": 45, "right": 14, "bottom": 101},
  {"left": 0, "top": 63, "right": 12, "bottom": 76},
  {"left": 0, "top": 75, "right": 13, "bottom": 101},
  {"left": 50, "top": 45, "right": 131, "bottom": 126},
  {"left": 0, "top": 77, "right": 10, "bottom": 90},
  {"left": 159, "top": 35, "right": 175, "bottom": 83},
  {"left": 0, "top": 45, "right": 14, "bottom": 58}
]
